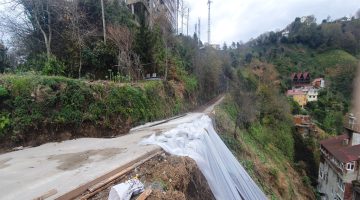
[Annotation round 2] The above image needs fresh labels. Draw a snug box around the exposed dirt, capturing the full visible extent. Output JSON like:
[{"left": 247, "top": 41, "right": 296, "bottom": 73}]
[
  {"left": 0, "top": 121, "right": 132, "bottom": 154},
  {"left": 83, "top": 154, "right": 215, "bottom": 200}
]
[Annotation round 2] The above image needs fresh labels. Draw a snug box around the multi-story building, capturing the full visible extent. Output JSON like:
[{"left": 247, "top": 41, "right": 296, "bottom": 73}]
[
  {"left": 124, "top": 0, "right": 177, "bottom": 30},
  {"left": 286, "top": 89, "right": 308, "bottom": 107},
  {"left": 307, "top": 88, "right": 319, "bottom": 102},
  {"left": 318, "top": 114, "right": 360, "bottom": 200}
]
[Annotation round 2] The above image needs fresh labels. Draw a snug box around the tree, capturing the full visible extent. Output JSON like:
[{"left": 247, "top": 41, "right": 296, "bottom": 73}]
[
  {"left": 107, "top": 24, "right": 137, "bottom": 80},
  {"left": 21, "top": 0, "right": 56, "bottom": 60},
  {"left": 0, "top": 42, "right": 9, "bottom": 72},
  {"left": 153, "top": 11, "right": 174, "bottom": 80},
  {"left": 66, "top": 0, "right": 95, "bottom": 78}
]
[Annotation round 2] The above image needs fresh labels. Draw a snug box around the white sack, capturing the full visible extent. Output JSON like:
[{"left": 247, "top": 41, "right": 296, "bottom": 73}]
[
  {"left": 108, "top": 179, "right": 144, "bottom": 200},
  {"left": 141, "top": 115, "right": 267, "bottom": 200}
]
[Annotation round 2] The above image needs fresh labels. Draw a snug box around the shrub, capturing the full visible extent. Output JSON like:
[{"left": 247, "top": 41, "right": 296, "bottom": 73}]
[
  {"left": 41, "top": 55, "right": 66, "bottom": 76},
  {"left": 0, "top": 113, "right": 10, "bottom": 136},
  {"left": 0, "top": 86, "right": 8, "bottom": 98}
]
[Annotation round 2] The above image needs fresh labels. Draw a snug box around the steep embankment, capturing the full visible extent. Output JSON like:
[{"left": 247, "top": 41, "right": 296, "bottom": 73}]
[
  {"left": 0, "top": 75, "right": 198, "bottom": 151},
  {"left": 214, "top": 96, "right": 316, "bottom": 200}
]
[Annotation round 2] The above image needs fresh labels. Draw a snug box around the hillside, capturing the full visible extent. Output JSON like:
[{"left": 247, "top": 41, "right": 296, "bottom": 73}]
[{"left": 0, "top": 74, "right": 199, "bottom": 151}]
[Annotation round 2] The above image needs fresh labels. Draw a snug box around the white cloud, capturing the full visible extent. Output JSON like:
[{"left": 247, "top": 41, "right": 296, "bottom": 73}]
[{"left": 184, "top": 0, "right": 360, "bottom": 44}]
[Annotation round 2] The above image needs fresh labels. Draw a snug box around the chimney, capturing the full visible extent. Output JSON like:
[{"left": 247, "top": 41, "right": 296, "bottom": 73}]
[
  {"left": 349, "top": 113, "right": 356, "bottom": 130},
  {"left": 343, "top": 139, "right": 349, "bottom": 146}
]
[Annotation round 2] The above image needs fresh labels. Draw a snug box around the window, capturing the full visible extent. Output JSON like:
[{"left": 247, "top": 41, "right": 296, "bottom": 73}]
[{"left": 346, "top": 162, "right": 355, "bottom": 171}]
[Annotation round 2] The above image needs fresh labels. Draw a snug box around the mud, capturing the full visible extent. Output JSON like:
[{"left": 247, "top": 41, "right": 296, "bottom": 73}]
[
  {"left": 84, "top": 154, "right": 215, "bottom": 200},
  {"left": 48, "top": 148, "right": 126, "bottom": 171}
]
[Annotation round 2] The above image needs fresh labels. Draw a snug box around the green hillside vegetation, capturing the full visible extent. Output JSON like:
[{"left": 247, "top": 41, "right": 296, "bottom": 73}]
[
  {"left": 230, "top": 16, "right": 360, "bottom": 135},
  {"left": 215, "top": 96, "right": 315, "bottom": 200},
  {"left": 0, "top": 74, "right": 199, "bottom": 150}
]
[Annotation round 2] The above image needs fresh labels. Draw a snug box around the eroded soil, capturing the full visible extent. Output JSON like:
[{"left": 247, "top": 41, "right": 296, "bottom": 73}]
[{"left": 85, "top": 154, "right": 215, "bottom": 200}]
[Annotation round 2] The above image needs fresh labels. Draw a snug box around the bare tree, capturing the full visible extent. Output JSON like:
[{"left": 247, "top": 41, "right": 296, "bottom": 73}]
[
  {"left": 25, "top": 0, "right": 53, "bottom": 60},
  {"left": 153, "top": 11, "right": 174, "bottom": 81},
  {"left": 66, "top": 0, "right": 95, "bottom": 78},
  {"left": 107, "top": 24, "right": 136, "bottom": 80}
]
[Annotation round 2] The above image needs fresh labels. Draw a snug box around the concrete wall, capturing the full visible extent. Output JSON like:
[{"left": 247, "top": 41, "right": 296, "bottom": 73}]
[{"left": 318, "top": 161, "right": 346, "bottom": 200}]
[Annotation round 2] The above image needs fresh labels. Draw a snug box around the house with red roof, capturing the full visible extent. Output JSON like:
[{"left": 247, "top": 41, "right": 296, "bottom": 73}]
[
  {"left": 318, "top": 114, "right": 360, "bottom": 200},
  {"left": 313, "top": 78, "right": 325, "bottom": 89},
  {"left": 291, "top": 72, "right": 311, "bottom": 87}
]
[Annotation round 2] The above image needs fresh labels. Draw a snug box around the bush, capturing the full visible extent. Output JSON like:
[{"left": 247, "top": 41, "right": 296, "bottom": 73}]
[
  {"left": 0, "top": 113, "right": 10, "bottom": 136},
  {"left": 41, "top": 55, "right": 66, "bottom": 76},
  {"left": 0, "top": 86, "right": 8, "bottom": 98}
]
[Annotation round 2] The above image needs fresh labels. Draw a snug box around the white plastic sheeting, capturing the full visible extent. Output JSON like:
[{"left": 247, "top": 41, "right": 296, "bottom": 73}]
[{"left": 141, "top": 115, "right": 267, "bottom": 200}]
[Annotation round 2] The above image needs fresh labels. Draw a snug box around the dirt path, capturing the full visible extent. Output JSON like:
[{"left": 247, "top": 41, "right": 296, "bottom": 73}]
[{"left": 0, "top": 97, "right": 223, "bottom": 200}]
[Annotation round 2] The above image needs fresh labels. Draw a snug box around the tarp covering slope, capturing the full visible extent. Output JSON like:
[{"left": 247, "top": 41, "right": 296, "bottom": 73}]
[{"left": 141, "top": 115, "right": 267, "bottom": 200}]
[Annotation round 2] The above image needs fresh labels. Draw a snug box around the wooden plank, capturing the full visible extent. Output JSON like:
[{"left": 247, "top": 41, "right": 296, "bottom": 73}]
[
  {"left": 88, "top": 150, "right": 162, "bottom": 192},
  {"left": 136, "top": 189, "right": 152, "bottom": 200},
  {"left": 56, "top": 149, "right": 162, "bottom": 200}
]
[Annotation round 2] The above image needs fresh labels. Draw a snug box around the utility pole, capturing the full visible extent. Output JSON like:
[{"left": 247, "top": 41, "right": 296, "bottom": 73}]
[
  {"left": 181, "top": 0, "right": 184, "bottom": 34},
  {"left": 198, "top": 18, "right": 201, "bottom": 44},
  {"left": 207, "top": 0, "right": 212, "bottom": 44},
  {"left": 187, "top": 8, "right": 190, "bottom": 36},
  {"left": 101, "top": 0, "right": 106, "bottom": 44},
  {"left": 195, "top": 24, "right": 197, "bottom": 37},
  {"left": 176, "top": 0, "right": 179, "bottom": 34}
]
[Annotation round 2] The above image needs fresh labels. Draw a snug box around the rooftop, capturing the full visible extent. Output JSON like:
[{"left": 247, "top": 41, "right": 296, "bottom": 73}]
[
  {"left": 286, "top": 89, "right": 306, "bottom": 96},
  {"left": 320, "top": 134, "right": 360, "bottom": 163}
]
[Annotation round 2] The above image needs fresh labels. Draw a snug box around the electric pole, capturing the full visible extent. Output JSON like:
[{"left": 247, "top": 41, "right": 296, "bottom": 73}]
[
  {"left": 181, "top": 0, "right": 184, "bottom": 34},
  {"left": 187, "top": 8, "right": 190, "bottom": 36},
  {"left": 198, "top": 18, "right": 201, "bottom": 44},
  {"left": 176, "top": 0, "right": 179, "bottom": 34},
  {"left": 207, "top": 0, "right": 212, "bottom": 44}
]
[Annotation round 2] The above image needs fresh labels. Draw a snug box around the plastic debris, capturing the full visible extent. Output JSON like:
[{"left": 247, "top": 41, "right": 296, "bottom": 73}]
[{"left": 108, "top": 179, "right": 144, "bottom": 200}]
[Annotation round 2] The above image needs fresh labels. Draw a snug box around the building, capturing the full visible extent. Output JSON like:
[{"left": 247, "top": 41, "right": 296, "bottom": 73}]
[
  {"left": 291, "top": 72, "right": 311, "bottom": 87},
  {"left": 318, "top": 114, "right": 360, "bottom": 200},
  {"left": 307, "top": 89, "right": 319, "bottom": 102},
  {"left": 124, "top": 0, "right": 177, "bottom": 30},
  {"left": 293, "top": 115, "right": 316, "bottom": 138},
  {"left": 287, "top": 89, "right": 308, "bottom": 107},
  {"left": 313, "top": 78, "right": 326, "bottom": 89}
]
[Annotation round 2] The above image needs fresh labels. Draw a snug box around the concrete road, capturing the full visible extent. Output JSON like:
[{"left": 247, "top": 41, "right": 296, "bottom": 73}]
[{"left": 0, "top": 97, "right": 223, "bottom": 200}]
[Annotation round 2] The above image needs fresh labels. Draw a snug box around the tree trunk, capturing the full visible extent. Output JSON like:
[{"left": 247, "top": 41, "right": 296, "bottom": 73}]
[
  {"left": 234, "top": 115, "right": 239, "bottom": 139},
  {"left": 78, "top": 50, "right": 82, "bottom": 79},
  {"left": 101, "top": 0, "right": 106, "bottom": 44},
  {"left": 118, "top": 49, "right": 121, "bottom": 74},
  {"left": 164, "top": 43, "right": 168, "bottom": 81}
]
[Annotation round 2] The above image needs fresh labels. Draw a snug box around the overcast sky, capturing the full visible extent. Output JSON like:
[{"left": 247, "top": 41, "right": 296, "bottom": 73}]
[{"left": 182, "top": 0, "right": 360, "bottom": 45}]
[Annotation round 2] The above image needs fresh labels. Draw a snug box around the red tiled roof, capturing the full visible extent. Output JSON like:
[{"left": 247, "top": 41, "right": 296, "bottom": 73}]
[
  {"left": 303, "top": 72, "right": 310, "bottom": 78},
  {"left": 320, "top": 134, "right": 360, "bottom": 163},
  {"left": 312, "top": 78, "right": 323, "bottom": 83}
]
